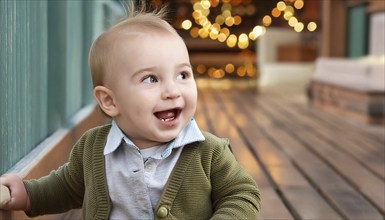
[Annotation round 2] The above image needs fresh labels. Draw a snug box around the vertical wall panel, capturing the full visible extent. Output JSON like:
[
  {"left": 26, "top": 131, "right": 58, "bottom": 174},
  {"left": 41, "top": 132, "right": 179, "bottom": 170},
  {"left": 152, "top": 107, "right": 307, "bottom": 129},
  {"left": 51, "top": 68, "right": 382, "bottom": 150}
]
[
  {"left": 82, "top": 1, "right": 98, "bottom": 105},
  {"left": 0, "top": 0, "right": 124, "bottom": 174},
  {"left": 65, "top": 1, "right": 83, "bottom": 122},
  {"left": 0, "top": 1, "right": 48, "bottom": 173},
  {"left": 29, "top": 0, "right": 48, "bottom": 148},
  {"left": 347, "top": 4, "right": 368, "bottom": 58},
  {"left": 47, "top": 1, "right": 67, "bottom": 134}
]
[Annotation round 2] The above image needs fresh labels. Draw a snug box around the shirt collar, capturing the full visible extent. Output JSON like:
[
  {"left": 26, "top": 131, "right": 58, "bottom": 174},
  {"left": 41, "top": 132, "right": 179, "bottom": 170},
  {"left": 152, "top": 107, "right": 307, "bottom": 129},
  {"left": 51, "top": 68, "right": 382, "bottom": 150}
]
[{"left": 104, "top": 118, "right": 205, "bottom": 156}]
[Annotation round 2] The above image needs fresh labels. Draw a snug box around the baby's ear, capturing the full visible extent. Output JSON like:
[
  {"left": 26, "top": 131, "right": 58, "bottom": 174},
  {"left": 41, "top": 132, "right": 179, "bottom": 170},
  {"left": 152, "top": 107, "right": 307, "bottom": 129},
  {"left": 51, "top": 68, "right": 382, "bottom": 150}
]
[{"left": 93, "top": 86, "right": 119, "bottom": 117}]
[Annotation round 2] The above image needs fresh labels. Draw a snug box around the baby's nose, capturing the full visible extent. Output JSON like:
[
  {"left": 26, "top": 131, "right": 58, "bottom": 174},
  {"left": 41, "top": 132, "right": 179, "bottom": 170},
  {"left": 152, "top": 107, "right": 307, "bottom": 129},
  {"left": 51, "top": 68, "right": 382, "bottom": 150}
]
[{"left": 161, "top": 81, "right": 181, "bottom": 99}]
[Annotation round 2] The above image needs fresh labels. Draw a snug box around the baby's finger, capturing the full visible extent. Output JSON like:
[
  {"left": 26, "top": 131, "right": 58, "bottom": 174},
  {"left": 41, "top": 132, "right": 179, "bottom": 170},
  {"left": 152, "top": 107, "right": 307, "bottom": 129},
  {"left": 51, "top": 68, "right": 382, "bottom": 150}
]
[{"left": 0, "top": 184, "right": 11, "bottom": 208}]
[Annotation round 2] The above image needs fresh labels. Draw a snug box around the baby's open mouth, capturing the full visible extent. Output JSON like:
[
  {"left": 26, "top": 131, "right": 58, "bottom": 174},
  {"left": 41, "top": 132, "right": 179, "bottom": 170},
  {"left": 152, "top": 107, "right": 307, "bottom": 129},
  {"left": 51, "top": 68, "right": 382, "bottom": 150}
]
[{"left": 154, "top": 108, "right": 181, "bottom": 122}]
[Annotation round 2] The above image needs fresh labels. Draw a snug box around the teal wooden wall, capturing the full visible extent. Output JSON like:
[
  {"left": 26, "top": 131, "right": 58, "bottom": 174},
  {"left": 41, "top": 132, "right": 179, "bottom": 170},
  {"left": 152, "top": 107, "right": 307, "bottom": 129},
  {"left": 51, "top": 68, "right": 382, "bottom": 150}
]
[
  {"left": 347, "top": 4, "right": 368, "bottom": 58},
  {"left": 0, "top": 0, "right": 124, "bottom": 174}
]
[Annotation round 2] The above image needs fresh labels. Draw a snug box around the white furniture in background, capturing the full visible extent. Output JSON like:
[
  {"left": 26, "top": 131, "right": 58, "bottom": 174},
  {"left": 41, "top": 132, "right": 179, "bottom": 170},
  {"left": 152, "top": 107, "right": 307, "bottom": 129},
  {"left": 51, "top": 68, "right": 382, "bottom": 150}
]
[
  {"left": 257, "top": 27, "right": 315, "bottom": 88},
  {"left": 309, "top": 56, "right": 384, "bottom": 124}
]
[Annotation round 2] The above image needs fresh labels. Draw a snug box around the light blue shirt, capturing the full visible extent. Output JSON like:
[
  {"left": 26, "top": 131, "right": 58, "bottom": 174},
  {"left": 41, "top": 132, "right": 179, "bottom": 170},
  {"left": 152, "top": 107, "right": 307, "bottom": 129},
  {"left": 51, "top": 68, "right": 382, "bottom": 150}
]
[{"left": 104, "top": 119, "right": 205, "bottom": 220}]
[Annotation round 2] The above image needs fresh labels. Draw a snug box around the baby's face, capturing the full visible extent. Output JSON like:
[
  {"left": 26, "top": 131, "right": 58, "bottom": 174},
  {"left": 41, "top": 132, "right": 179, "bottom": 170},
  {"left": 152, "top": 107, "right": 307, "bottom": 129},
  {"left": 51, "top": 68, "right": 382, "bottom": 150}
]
[{"left": 105, "top": 31, "right": 197, "bottom": 148}]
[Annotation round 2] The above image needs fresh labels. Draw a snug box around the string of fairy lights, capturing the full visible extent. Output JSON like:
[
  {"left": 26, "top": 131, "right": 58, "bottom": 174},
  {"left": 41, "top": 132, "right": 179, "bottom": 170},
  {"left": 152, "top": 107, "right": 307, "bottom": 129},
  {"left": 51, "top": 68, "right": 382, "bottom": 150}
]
[
  {"left": 177, "top": 0, "right": 318, "bottom": 79},
  {"left": 180, "top": 0, "right": 317, "bottom": 49}
]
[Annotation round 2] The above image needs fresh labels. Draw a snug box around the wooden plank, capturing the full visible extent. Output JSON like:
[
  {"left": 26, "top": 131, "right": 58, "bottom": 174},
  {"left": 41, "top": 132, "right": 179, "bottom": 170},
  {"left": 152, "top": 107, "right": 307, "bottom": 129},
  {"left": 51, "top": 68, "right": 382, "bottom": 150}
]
[
  {"left": 299, "top": 131, "right": 385, "bottom": 214},
  {"left": 262, "top": 91, "right": 385, "bottom": 157},
  {"left": 215, "top": 88, "right": 385, "bottom": 219},
  {"left": 315, "top": 129, "right": 385, "bottom": 179},
  {"left": 248, "top": 90, "right": 385, "bottom": 217},
  {"left": 259, "top": 92, "right": 385, "bottom": 179},
  {"left": 264, "top": 127, "right": 383, "bottom": 219},
  {"left": 210, "top": 90, "right": 343, "bottom": 219},
  {"left": 228, "top": 91, "right": 341, "bottom": 219},
  {"left": 198, "top": 90, "right": 294, "bottom": 220},
  {"left": 239, "top": 125, "right": 342, "bottom": 220},
  {"left": 272, "top": 100, "right": 385, "bottom": 180}
]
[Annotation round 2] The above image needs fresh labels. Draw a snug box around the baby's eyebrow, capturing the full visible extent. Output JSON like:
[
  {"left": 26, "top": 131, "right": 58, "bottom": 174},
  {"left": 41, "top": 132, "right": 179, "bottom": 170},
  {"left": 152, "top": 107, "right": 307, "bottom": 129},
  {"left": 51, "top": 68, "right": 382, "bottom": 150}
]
[
  {"left": 132, "top": 63, "right": 192, "bottom": 77},
  {"left": 132, "top": 66, "right": 157, "bottom": 76},
  {"left": 177, "top": 63, "right": 192, "bottom": 69}
]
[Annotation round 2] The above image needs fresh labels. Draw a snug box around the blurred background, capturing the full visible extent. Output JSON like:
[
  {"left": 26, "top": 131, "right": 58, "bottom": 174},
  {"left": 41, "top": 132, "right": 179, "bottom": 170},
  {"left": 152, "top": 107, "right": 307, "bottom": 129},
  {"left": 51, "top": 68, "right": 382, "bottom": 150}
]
[{"left": 0, "top": 0, "right": 384, "bottom": 219}]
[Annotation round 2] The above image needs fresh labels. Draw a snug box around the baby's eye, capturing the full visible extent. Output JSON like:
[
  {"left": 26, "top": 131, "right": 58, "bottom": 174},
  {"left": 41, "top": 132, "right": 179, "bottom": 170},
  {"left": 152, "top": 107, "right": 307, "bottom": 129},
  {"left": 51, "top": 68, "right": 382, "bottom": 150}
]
[
  {"left": 176, "top": 71, "right": 190, "bottom": 80},
  {"left": 142, "top": 75, "right": 158, "bottom": 84}
]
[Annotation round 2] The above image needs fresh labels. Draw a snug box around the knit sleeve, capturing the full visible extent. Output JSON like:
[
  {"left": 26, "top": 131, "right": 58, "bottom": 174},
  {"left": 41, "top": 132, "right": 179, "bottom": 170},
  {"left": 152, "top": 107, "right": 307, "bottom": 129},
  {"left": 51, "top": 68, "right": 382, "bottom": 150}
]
[
  {"left": 23, "top": 131, "right": 89, "bottom": 217},
  {"left": 210, "top": 139, "right": 261, "bottom": 219}
]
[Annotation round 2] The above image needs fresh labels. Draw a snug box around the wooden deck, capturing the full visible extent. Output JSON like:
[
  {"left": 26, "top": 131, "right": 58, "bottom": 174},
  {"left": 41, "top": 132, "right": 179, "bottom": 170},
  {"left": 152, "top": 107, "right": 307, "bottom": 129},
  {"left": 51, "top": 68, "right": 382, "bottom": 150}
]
[{"left": 195, "top": 85, "right": 385, "bottom": 220}]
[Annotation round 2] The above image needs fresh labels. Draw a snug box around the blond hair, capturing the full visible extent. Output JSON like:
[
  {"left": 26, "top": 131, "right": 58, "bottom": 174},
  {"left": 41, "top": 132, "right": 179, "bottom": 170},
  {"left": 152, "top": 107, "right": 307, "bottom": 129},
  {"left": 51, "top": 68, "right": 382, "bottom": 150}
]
[{"left": 88, "top": 1, "right": 178, "bottom": 87}]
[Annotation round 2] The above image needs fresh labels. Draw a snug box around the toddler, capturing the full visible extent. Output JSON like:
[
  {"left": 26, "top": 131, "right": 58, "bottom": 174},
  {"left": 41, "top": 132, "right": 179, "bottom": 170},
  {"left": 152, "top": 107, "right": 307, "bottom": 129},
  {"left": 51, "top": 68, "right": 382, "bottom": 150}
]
[{"left": 0, "top": 3, "right": 261, "bottom": 219}]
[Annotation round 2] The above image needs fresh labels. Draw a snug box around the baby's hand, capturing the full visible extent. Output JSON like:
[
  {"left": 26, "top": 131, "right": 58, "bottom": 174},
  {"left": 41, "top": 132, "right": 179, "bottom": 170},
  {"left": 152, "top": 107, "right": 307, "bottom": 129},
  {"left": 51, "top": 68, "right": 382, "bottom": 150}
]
[{"left": 0, "top": 174, "right": 31, "bottom": 211}]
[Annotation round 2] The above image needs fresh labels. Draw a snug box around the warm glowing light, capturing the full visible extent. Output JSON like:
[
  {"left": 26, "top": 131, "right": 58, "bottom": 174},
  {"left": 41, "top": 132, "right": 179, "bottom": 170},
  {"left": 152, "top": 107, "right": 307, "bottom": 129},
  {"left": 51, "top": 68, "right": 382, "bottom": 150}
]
[
  {"left": 294, "top": 22, "right": 304, "bottom": 32},
  {"left": 193, "top": 2, "right": 202, "bottom": 11},
  {"left": 212, "top": 69, "right": 225, "bottom": 78},
  {"left": 189, "top": 0, "right": 296, "bottom": 50},
  {"left": 252, "top": 25, "right": 265, "bottom": 36},
  {"left": 215, "top": 15, "right": 225, "bottom": 25},
  {"left": 222, "top": 10, "right": 231, "bottom": 18},
  {"left": 262, "top": 15, "right": 272, "bottom": 26},
  {"left": 294, "top": 0, "right": 304, "bottom": 10},
  {"left": 238, "top": 33, "right": 249, "bottom": 49},
  {"left": 225, "top": 63, "right": 235, "bottom": 73},
  {"left": 198, "top": 28, "right": 209, "bottom": 38},
  {"left": 184, "top": 0, "right": 310, "bottom": 50},
  {"left": 285, "top": 6, "right": 294, "bottom": 14},
  {"left": 277, "top": 1, "right": 286, "bottom": 11},
  {"left": 221, "top": 3, "right": 232, "bottom": 12},
  {"left": 198, "top": 16, "right": 209, "bottom": 26},
  {"left": 247, "top": 67, "right": 257, "bottom": 77},
  {"left": 209, "top": 29, "right": 219, "bottom": 40},
  {"left": 203, "top": 21, "right": 212, "bottom": 30},
  {"left": 209, "top": 32, "right": 218, "bottom": 40},
  {"left": 237, "top": 66, "right": 246, "bottom": 77},
  {"left": 288, "top": 17, "right": 298, "bottom": 27},
  {"left": 201, "top": 0, "right": 211, "bottom": 9},
  {"left": 226, "top": 34, "right": 237, "bottom": 47},
  {"left": 210, "top": 0, "right": 219, "bottom": 8},
  {"left": 218, "top": 33, "right": 227, "bottom": 42},
  {"left": 220, "top": 27, "right": 230, "bottom": 37},
  {"left": 181, "top": 20, "right": 192, "bottom": 30},
  {"left": 271, "top": 8, "right": 281, "bottom": 17},
  {"left": 196, "top": 64, "right": 206, "bottom": 74},
  {"left": 203, "top": 8, "right": 211, "bottom": 17},
  {"left": 246, "top": 63, "right": 256, "bottom": 77},
  {"left": 192, "top": 11, "right": 201, "bottom": 20},
  {"left": 251, "top": 26, "right": 266, "bottom": 39},
  {"left": 234, "top": 15, "right": 242, "bottom": 25},
  {"left": 190, "top": 27, "right": 199, "bottom": 38},
  {"left": 211, "top": 23, "right": 220, "bottom": 32},
  {"left": 239, "top": 33, "right": 249, "bottom": 41},
  {"left": 207, "top": 67, "right": 216, "bottom": 77},
  {"left": 283, "top": 12, "right": 293, "bottom": 20},
  {"left": 307, "top": 21, "right": 317, "bottom": 32},
  {"left": 249, "top": 32, "right": 257, "bottom": 40},
  {"left": 225, "top": 16, "right": 235, "bottom": 26}
]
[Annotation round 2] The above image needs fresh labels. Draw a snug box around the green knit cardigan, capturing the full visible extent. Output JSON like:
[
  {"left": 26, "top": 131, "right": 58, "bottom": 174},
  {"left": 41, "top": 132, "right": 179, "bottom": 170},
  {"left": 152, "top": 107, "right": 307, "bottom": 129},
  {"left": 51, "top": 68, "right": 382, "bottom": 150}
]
[{"left": 24, "top": 125, "right": 261, "bottom": 219}]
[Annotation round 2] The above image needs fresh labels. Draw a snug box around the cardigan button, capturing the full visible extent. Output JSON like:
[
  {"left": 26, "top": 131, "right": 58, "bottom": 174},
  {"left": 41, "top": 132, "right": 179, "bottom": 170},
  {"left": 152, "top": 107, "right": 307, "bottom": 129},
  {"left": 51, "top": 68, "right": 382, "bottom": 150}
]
[{"left": 157, "top": 206, "right": 169, "bottom": 218}]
